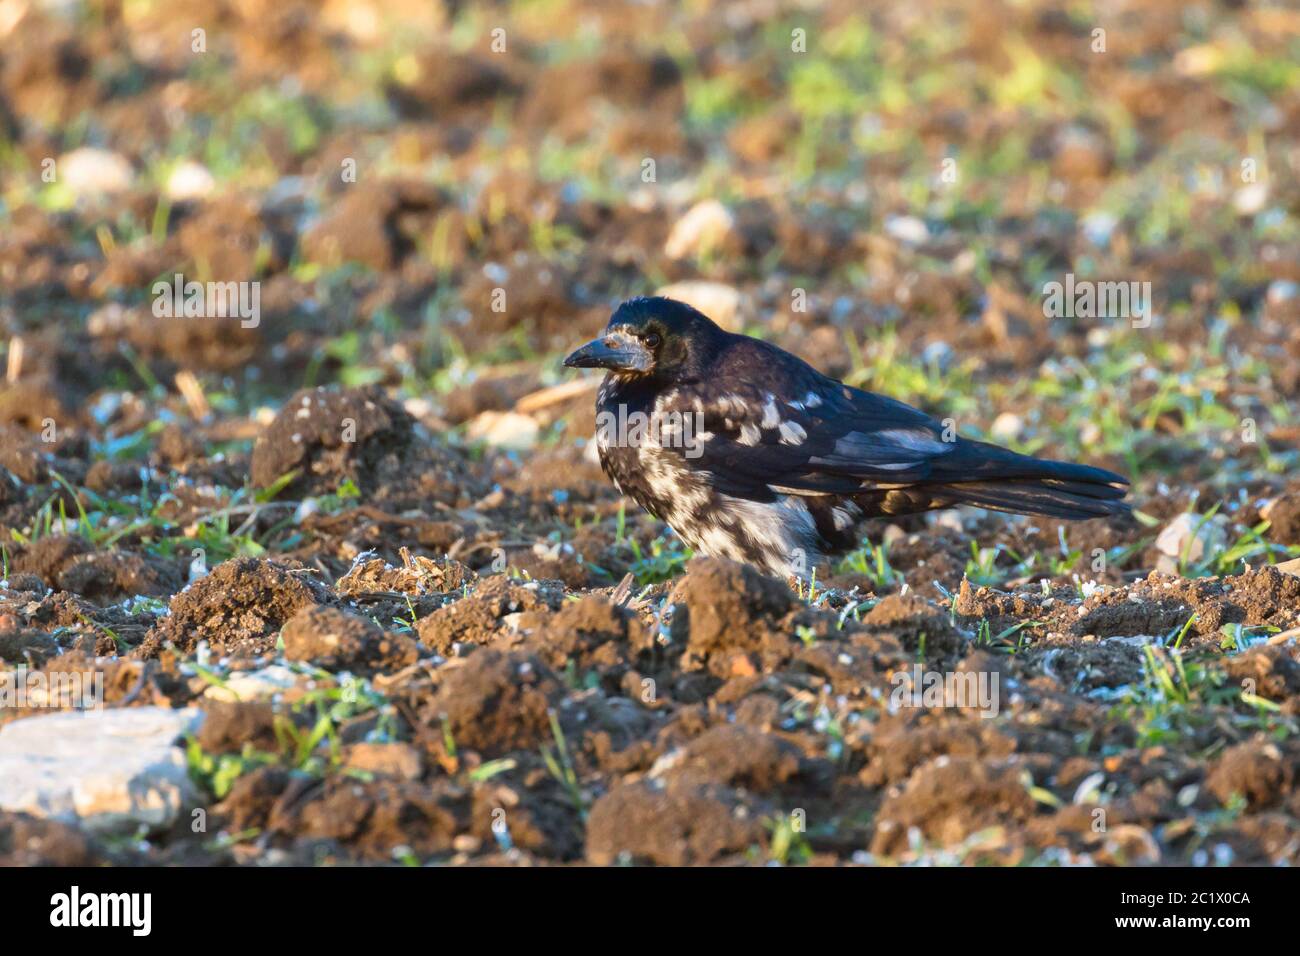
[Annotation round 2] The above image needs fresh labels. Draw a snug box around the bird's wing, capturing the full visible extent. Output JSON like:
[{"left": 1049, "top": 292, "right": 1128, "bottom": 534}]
[
  {"left": 659, "top": 333, "right": 1127, "bottom": 507},
  {"left": 667, "top": 373, "right": 956, "bottom": 501}
]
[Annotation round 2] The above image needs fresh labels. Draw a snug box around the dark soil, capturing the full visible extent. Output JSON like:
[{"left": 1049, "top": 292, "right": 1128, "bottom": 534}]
[{"left": 2, "top": 0, "right": 1300, "bottom": 868}]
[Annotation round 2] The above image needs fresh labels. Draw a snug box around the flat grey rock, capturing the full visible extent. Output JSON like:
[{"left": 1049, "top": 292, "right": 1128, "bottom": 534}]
[{"left": 0, "top": 706, "right": 204, "bottom": 833}]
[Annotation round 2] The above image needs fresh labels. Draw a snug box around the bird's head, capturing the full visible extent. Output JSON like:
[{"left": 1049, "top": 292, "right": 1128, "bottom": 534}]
[{"left": 563, "top": 296, "right": 727, "bottom": 381}]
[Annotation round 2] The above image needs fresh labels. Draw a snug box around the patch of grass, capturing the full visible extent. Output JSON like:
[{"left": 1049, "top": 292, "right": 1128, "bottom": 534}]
[
  {"left": 1110, "top": 645, "right": 1295, "bottom": 750},
  {"left": 1182, "top": 518, "right": 1299, "bottom": 578},
  {"left": 837, "top": 537, "right": 899, "bottom": 590},
  {"left": 540, "top": 708, "right": 587, "bottom": 821},
  {"left": 185, "top": 737, "right": 281, "bottom": 800},
  {"left": 626, "top": 532, "right": 691, "bottom": 585},
  {"left": 764, "top": 812, "right": 814, "bottom": 865},
  {"left": 975, "top": 618, "right": 1040, "bottom": 653},
  {"left": 185, "top": 669, "right": 394, "bottom": 799}
]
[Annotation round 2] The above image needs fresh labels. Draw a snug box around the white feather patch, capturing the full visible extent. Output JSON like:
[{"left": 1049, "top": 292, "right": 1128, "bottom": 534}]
[
  {"left": 877, "top": 428, "right": 950, "bottom": 453},
  {"left": 778, "top": 420, "right": 807, "bottom": 445}
]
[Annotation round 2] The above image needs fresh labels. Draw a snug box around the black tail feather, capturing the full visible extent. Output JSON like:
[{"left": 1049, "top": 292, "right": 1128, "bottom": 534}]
[
  {"left": 936, "top": 478, "right": 1130, "bottom": 520},
  {"left": 934, "top": 443, "right": 1130, "bottom": 520}
]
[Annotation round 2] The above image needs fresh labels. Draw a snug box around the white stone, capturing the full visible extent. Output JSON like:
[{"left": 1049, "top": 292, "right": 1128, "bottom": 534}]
[
  {"left": 58, "top": 147, "right": 134, "bottom": 198},
  {"left": 322, "top": 0, "right": 383, "bottom": 42},
  {"left": 293, "top": 497, "right": 321, "bottom": 524},
  {"left": 921, "top": 340, "right": 953, "bottom": 368},
  {"left": 467, "top": 411, "right": 539, "bottom": 451},
  {"left": 1155, "top": 512, "right": 1227, "bottom": 565},
  {"left": 203, "top": 665, "right": 301, "bottom": 702},
  {"left": 1233, "top": 183, "right": 1268, "bottom": 216},
  {"left": 165, "top": 160, "right": 216, "bottom": 201},
  {"left": 655, "top": 280, "right": 743, "bottom": 331},
  {"left": 990, "top": 412, "right": 1025, "bottom": 442},
  {"left": 0, "top": 707, "right": 203, "bottom": 833},
  {"left": 881, "top": 523, "right": 907, "bottom": 545},
  {"left": 86, "top": 303, "right": 133, "bottom": 336},
  {"left": 403, "top": 396, "right": 435, "bottom": 419},
  {"left": 1103, "top": 634, "right": 1157, "bottom": 647},
  {"left": 1266, "top": 280, "right": 1297, "bottom": 305},
  {"left": 663, "top": 199, "right": 735, "bottom": 260},
  {"left": 1174, "top": 44, "right": 1222, "bottom": 77},
  {"left": 1273, "top": 557, "right": 1300, "bottom": 579},
  {"left": 1081, "top": 211, "right": 1118, "bottom": 248},
  {"left": 932, "top": 511, "right": 966, "bottom": 535},
  {"left": 884, "top": 215, "right": 929, "bottom": 245}
]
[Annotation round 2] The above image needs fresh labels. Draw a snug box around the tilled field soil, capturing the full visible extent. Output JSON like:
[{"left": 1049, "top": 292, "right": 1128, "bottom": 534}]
[{"left": 2, "top": 0, "right": 1300, "bottom": 866}]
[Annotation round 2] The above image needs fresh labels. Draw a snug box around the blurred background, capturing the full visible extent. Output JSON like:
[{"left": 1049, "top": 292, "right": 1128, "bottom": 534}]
[{"left": 0, "top": 0, "right": 1298, "bottom": 575}]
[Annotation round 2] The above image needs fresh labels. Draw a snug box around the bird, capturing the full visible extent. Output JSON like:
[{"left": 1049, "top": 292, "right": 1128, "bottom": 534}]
[{"left": 564, "top": 296, "right": 1130, "bottom": 579}]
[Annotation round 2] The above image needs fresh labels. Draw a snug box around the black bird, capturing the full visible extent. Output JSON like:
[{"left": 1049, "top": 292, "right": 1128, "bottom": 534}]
[{"left": 564, "top": 296, "right": 1129, "bottom": 578}]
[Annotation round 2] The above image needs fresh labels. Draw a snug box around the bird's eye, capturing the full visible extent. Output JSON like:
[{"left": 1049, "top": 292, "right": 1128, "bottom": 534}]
[{"left": 644, "top": 333, "right": 661, "bottom": 348}]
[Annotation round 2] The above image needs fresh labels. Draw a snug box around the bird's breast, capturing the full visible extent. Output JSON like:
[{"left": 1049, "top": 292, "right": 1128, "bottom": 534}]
[{"left": 597, "top": 428, "right": 712, "bottom": 526}]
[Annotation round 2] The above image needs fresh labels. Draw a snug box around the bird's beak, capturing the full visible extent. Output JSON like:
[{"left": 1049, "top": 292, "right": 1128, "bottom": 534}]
[{"left": 563, "top": 333, "right": 652, "bottom": 372}]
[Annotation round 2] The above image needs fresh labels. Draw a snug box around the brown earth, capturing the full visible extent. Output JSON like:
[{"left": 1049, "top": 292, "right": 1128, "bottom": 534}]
[{"left": 2, "top": 0, "right": 1300, "bottom": 868}]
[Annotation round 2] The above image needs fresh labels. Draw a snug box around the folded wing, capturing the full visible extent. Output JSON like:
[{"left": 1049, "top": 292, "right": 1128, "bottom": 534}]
[{"left": 676, "top": 363, "right": 1128, "bottom": 520}]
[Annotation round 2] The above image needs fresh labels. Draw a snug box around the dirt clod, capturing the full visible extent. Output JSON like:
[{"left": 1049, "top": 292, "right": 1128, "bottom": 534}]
[
  {"left": 281, "top": 605, "right": 418, "bottom": 672},
  {"left": 250, "top": 385, "right": 414, "bottom": 497},
  {"left": 871, "top": 756, "right": 1034, "bottom": 856},
  {"left": 142, "top": 558, "right": 327, "bottom": 657},
  {"left": 427, "top": 649, "right": 563, "bottom": 757},
  {"left": 586, "top": 781, "right": 761, "bottom": 866}
]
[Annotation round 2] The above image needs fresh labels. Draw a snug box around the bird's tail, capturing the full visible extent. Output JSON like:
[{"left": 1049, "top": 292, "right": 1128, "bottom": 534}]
[
  {"left": 935, "top": 476, "right": 1129, "bottom": 520},
  {"left": 933, "top": 444, "right": 1130, "bottom": 521}
]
